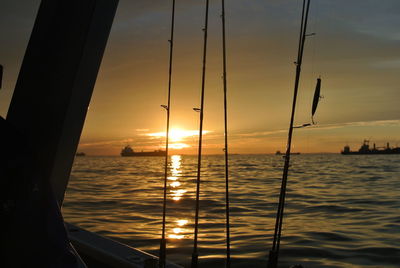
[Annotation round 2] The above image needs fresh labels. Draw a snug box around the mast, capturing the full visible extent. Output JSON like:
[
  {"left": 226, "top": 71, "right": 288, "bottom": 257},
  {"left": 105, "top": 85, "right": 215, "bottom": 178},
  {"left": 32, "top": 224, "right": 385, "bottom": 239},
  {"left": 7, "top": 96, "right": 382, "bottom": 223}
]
[
  {"left": 221, "top": 0, "right": 231, "bottom": 267},
  {"left": 267, "top": 1, "right": 311, "bottom": 267},
  {"left": 191, "top": 0, "right": 210, "bottom": 267},
  {"left": 159, "top": 0, "right": 176, "bottom": 267}
]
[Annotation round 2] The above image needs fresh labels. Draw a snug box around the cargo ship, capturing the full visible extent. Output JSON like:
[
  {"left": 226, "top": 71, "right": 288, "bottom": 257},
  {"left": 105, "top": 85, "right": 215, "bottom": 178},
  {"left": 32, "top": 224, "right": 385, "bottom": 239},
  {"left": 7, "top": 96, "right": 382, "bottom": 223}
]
[
  {"left": 120, "top": 145, "right": 166, "bottom": 157},
  {"left": 341, "top": 140, "right": 400, "bottom": 155}
]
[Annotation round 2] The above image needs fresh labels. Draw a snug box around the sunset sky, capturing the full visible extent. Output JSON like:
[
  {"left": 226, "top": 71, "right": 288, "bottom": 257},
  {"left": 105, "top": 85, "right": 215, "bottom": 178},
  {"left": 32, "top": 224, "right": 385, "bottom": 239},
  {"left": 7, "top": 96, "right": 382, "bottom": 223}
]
[{"left": 1, "top": 0, "right": 400, "bottom": 155}]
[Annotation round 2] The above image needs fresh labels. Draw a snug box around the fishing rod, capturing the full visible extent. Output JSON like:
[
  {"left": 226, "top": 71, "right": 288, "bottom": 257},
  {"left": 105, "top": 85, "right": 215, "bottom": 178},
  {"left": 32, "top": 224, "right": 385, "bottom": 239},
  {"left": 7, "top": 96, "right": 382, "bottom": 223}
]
[
  {"left": 159, "top": 0, "right": 176, "bottom": 267},
  {"left": 267, "top": 0, "right": 311, "bottom": 267},
  {"left": 191, "top": 0, "right": 210, "bottom": 267},
  {"left": 221, "top": 0, "right": 231, "bottom": 267}
]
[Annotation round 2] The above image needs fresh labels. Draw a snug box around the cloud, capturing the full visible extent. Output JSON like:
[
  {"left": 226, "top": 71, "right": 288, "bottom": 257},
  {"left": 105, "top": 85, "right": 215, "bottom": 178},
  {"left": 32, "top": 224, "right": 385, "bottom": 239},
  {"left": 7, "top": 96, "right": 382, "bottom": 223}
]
[
  {"left": 236, "top": 129, "right": 287, "bottom": 137},
  {"left": 233, "top": 119, "right": 400, "bottom": 139},
  {"left": 145, "top": 129, "right": 210, "bottom": 138},
  {"left": 79, "top": 138, "right": 134, "bottom": 148},
  {"left": 371, "top": 59, "right": 400, "bottom": 69},
  {"left": 317, "top": 119, "right": 400, "bottom": 128}
]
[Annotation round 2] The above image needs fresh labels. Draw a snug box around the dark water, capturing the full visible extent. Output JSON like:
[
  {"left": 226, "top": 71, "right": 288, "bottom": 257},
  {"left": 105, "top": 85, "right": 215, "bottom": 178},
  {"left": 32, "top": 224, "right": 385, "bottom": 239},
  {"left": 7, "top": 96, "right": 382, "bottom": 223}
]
[{"left": 63, "top": 154, "right": 400, "bottom": 268}]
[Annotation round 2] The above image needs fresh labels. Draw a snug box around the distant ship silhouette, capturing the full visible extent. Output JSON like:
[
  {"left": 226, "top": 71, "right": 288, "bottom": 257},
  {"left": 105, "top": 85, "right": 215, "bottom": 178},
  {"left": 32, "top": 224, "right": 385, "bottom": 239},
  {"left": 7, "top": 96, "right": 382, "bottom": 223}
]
[
  {"left": 341, "top": 140, "right": 400, "bottom": 155},
  {"left": 120, "top": 145, "right": 166, "bottom": 157}
]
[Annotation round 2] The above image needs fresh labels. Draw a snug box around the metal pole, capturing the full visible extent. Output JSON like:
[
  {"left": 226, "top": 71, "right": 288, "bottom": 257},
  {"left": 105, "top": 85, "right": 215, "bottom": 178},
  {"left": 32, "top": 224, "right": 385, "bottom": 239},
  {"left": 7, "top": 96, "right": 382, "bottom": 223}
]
[
  {"left": 191, "top": 1, "right": 210, "bottom": 267},
  {"left": 159, "top": 1, "right": 176, "bottom": 267}
]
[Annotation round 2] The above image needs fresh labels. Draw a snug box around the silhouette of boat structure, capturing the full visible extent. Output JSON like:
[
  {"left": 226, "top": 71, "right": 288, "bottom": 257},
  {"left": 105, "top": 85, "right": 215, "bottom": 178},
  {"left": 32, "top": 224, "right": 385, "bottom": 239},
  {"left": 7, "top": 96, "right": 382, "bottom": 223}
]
[
  {"left": 1, "top": 1, "right": 182, "bottom": 267},
  {"left": 121, "top": 145, "right": 166, "bottom": 157},
  {"left": 341, "top": 140, "right": 400, "bottom": 155}
]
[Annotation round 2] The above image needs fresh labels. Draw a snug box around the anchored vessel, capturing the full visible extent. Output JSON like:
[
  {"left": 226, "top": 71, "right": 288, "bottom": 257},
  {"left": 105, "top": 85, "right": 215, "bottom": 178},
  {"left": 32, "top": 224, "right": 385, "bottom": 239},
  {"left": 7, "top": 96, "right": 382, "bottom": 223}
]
[
  {"left": 341, "top": 140, "right": 400, "bottom": 155},
  {"left": 120, "top": 145, "right": 166, "bottom": 157}
]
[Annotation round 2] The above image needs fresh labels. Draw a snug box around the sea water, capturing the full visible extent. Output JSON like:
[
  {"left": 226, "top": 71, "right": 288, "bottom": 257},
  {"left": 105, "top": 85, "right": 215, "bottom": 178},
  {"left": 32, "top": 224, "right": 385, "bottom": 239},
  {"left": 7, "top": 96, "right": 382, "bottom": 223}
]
[{"left": 63, "top": 154, "right": 400, "bottom": 267}]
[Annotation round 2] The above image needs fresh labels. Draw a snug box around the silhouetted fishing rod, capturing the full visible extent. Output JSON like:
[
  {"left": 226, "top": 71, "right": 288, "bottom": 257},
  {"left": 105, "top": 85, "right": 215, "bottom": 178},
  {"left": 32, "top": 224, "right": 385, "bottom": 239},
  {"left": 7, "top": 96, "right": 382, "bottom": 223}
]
[
  {"left": 191, "top": 0, "right": 209, "bottom": 267},
  {"left": 221, "top": 0, "right": 231, "bottom": 267},
  {"left": 267, "top": 0, "right": 312, "bottom": 267},
  {"left": 159, "top": 0, "right": 176, "bottom": 267}
]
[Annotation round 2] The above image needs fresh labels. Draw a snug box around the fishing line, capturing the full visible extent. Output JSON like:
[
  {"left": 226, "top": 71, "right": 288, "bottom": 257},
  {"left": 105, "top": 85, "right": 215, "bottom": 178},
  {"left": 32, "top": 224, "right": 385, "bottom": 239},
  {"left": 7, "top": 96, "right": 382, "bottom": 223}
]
[
  {"left": 159, "top": 1, "right": 176, "bottom": 267},
  {"left": 310, "top": 1, "right": 322, "bottom": 126},
  {"left": 191, "top": 1, "right": 210, "bottom": 267},
  {"left": 306, "top": 2, "right": 319, "bottom": 145},
  {"left": 310, "top": 0, "right": 318, "bottom": 79}
]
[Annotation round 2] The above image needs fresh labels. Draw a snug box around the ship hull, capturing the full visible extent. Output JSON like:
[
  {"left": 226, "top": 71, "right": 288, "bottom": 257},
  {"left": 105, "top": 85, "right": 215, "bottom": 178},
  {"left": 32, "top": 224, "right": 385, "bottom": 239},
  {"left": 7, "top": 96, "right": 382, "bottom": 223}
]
[
  {"left": 121, "top": 151, "right": 166, "bottom": 157},
  {"left": 341, "top": 140, "right": 400, "bottom": 155},
  {"left": 341, "top": 150, "right": 400, "bottom": 155}
]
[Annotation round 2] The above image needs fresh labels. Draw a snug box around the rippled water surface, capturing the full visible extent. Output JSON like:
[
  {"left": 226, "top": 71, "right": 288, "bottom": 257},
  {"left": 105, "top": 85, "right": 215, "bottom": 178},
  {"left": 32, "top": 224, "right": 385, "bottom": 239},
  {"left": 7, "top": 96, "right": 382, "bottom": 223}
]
[{"left": 63, "top": 154, "right": 400, "bottom": 267}]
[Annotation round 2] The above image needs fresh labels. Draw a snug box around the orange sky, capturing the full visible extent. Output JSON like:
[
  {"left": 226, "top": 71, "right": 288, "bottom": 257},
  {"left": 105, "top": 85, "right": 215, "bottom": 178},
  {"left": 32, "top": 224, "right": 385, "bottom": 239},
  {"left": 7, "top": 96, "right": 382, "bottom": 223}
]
[{"left": 1, "top": 0, "right": 400, "bottom": 155}]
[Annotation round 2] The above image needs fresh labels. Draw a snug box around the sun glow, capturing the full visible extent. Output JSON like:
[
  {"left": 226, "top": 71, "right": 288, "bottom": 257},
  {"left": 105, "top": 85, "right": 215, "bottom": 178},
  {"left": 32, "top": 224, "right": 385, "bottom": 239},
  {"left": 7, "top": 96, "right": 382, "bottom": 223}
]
[
  {"left": 146, "top": 128, "right": 210, "bottom": 142},
  {"left": 169, "top": 143, "right": 190, "bottom": 149},
  {"left": 146, "top": 128, "right": 210, "bottom": 148}
]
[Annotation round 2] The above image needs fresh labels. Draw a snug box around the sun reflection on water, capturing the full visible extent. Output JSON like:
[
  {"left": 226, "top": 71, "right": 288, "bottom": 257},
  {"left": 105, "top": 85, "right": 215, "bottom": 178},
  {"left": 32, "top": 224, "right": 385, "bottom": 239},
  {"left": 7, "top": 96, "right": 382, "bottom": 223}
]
[
  {"left": 171, "top": 189, "right": 187, "bottom": 201},
  {"left": 168, "top": 220, "right": 189, "bottom": 240},
  {"left": 167, "top": 155, "right": 189, "bottom": 240},
  {"left": 170, "top": 155, "right": 182, "bottom": 176},
  {"left": 170, "top": 181, "right": 181, "bottom": 188},
  {"left": 173, "top": 227, "right": 181, "bottom": 234},
  {"left": 177, "top": 219, "right": 188, "bottom": 226},
  {"left": 168, "top": 234, "right": 185, "bottom": 239}
]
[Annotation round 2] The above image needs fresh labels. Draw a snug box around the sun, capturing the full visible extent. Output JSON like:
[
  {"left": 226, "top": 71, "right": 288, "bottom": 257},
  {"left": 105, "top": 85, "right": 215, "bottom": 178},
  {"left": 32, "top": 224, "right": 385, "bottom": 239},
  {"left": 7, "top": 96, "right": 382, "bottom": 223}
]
[
  {"left": 169, "top": 143, "right": 190, "bottom": 149},
  {"left": 146, "top": 128, "right": 211, "bottom": 149},
  {"left": 147, "top": 128, "right": 207, "bottom": 142},
  {"left": 169, "top": 129, "right": 197, "bottom": 142}
]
